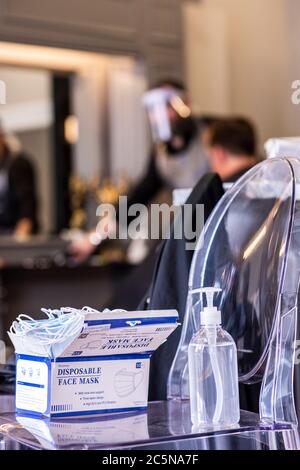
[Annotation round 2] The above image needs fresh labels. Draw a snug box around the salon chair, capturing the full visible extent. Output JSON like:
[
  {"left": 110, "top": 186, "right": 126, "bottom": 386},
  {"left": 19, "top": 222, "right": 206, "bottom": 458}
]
[{"left": 168, "top": 157, "right": 300, "bottom": 449}]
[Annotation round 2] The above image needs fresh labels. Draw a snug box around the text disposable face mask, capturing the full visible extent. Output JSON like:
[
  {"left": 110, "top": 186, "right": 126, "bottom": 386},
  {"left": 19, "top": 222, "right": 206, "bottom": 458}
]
[
  {"left": 188, "top": 288, "right": 240, "bottom": 428},
  {"left": 9, "top": 307, "right": 178, "bottom": 417}
]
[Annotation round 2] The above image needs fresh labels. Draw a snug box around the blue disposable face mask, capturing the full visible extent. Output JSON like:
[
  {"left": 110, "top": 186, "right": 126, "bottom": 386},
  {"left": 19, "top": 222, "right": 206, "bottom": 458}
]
[
  {"left": 9, "top": 308, "right": 86, "bottom": 357},
  {"left": 9, "top": 307, "right": 128, "bottom": 358}
]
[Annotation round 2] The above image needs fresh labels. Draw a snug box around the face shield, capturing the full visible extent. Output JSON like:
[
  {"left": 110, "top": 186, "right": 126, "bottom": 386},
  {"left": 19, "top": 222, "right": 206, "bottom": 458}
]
[{"left": 143, "top": 87, "right": 192, "bottom": 145}]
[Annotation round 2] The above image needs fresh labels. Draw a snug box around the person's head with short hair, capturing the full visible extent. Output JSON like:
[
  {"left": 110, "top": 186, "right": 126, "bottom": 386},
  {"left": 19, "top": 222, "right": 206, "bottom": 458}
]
[{"left": 205, "top": 117, "right": 258, "bottom": 181}]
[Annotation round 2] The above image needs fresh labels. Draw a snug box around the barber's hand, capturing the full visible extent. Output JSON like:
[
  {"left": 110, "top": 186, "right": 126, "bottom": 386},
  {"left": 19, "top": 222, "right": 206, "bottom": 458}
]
[
  {"left": 69, "top": 214, "right": 116, "bottom": 263},
  {"left": 0, "top": 258, "right": 6, "bottom": 269},
  {"left": 69, "top": 232, "right": 100, "bottom": 263},
  {"left": 14, "top": 218, "right": 33, "bottom": 240}
]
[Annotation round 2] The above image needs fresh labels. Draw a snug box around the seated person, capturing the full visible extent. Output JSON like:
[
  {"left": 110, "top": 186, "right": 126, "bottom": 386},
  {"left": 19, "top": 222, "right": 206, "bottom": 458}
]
[{"left": 146, "top": 117, "right": 260, "bottom": 401}]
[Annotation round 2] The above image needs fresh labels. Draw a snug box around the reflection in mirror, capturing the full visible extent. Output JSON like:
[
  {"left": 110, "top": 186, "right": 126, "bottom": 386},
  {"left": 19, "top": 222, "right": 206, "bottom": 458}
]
[
  {"left": 0, "top": 56, "right": 148, "bottom": 236},
  {"left": 0, "top": 65, "right": 54, "bottom": 234}
]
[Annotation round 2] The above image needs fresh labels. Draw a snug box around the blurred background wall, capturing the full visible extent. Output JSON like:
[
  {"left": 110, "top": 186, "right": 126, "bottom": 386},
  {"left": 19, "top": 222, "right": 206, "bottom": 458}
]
[
  {"left": 184, "top": 0, "right": 300, "bottom": 151},
  {"left": 0, "top": 0, "right": 184, "bottom": 83},
  {"left": 1, "top": 0, "right": 299, "bottom": 162},
  {"left": 0, "top": 0, "right": 300, "bottom": 231}
]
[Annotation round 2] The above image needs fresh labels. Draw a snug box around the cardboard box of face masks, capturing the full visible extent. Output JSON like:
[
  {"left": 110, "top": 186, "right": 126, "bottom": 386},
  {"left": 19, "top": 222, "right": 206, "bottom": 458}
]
[{"left": 10, "top": 309, "right": 178, "bottom": 417}]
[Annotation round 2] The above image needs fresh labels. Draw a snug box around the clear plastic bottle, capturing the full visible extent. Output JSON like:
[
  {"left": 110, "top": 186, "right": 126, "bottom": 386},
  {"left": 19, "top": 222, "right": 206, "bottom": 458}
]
[{"left": 188, "top": 288, "right": 240, "bottom": 428}]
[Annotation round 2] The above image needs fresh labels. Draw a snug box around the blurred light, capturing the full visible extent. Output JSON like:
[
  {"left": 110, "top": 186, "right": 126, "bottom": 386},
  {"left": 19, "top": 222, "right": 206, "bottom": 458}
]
[
  {"left": 170, "top": 96, "right": 191, "bottom": 118},
  {"left": 89, "top": 232, "right": 102, "bottom": 246},
  {"left": 64, "top": 115, "right": 79, "bottom": 144},
  {"left": 243, "top": 226, "right": 267, "bottom": 260},
  {"left": 0, "top": 79, "right": 6, "bottom": 105},
  {"left": 0, "top": 42, "right": 111, "bottom": 72}
]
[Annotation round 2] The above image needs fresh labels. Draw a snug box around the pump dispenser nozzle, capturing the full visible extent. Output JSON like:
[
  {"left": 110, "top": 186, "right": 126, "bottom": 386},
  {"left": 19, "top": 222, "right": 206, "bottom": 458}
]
[{"left": 190, "top": 287, "right": 222, "bottom": 326}]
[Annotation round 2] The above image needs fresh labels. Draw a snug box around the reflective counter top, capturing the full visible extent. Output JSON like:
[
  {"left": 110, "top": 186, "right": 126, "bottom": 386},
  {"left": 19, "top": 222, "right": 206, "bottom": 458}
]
[{"left": 0, "top": 395, "right": 299, "bottom": 450}]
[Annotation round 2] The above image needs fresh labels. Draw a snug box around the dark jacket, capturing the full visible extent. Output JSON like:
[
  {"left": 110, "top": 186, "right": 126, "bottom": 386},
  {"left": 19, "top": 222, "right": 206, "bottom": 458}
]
[
  {"left": 0, "top": 151, "right": 38, "bottom": 233},
  {"left": 145, "top": 167, "right": 261, "bottom": 410},
  {"left": 144, "top": 173, "right": 225, "bottom": 401}
]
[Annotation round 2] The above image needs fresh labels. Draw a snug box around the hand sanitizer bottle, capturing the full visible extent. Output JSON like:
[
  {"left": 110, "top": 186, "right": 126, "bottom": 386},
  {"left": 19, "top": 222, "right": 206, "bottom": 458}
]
[{"left": 188, "top": 287, "right": 240, "bottom": 427}]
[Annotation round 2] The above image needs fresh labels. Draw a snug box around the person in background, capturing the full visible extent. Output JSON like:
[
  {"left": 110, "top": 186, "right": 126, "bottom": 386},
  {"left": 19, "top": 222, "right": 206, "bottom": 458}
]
[
  {"left": 0, "top": 126, "right": 38, "bottom": 237},
  {"left": 70, "top": 79, "right": 217, "bottom": 262},
  {"left": 204, "top": 117, "right": 259, "bottom": 182},
  {"left": 146, "top": 117, "right": 260, "bottom": 402},
  {"left": 126, "top": 79, "right": 213, "bottom": 207}
]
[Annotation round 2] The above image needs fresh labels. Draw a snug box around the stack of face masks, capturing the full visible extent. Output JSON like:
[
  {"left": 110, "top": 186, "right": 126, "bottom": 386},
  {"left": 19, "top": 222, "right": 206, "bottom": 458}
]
[{"left": 8, "top": 308, "right": 86, "bottom": 358}]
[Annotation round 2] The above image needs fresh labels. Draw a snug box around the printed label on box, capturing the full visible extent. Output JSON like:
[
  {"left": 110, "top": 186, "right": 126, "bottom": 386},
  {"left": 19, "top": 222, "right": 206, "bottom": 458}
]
[
  {"left": 16, "top": 356, "right": 50, "bottom": 415},
  {"left": 51, "top": 357, "right": 149, "bottom": 416}
]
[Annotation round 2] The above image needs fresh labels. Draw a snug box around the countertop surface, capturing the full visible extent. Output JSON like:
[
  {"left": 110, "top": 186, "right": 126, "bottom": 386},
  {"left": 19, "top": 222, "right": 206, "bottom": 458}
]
[{"left": 0, "top": 395, "right": 299, "bottom": 450}]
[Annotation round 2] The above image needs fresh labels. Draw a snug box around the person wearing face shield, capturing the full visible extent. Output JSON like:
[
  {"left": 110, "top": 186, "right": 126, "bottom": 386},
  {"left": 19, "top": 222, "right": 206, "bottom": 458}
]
[
  {"left": 70, "top": 79, "right": 215, "bottom": 262},
  {"left": 122, "top": 79, "right": 214, "bottom": 213}
]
